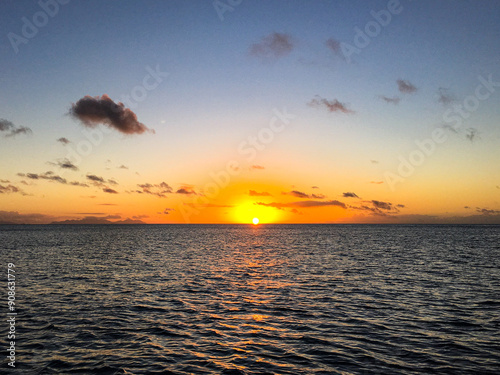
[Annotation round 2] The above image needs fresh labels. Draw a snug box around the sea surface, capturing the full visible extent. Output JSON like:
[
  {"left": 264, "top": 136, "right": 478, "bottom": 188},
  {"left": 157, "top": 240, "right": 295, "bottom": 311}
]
[{"left": 1, "top": 224, "right": 499, "bottom": 374}]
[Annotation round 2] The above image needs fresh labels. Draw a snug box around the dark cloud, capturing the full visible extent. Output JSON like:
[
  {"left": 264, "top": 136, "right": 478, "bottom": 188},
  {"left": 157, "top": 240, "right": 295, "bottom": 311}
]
[
  {"left": 371, "top": 200, "right": 393, "bottom": 210},
  {"left": 49, "top": 159, "right": 78, "bottom": 171},
  {"left": 343, "top": 192, "right": 359, "bottom": 198},
  {"left": 308, "top": 95, "right": 355, "bottom": 114},
  {"left": 176, "top": 186, "right": 196, "bottom": 195},
  {"left": 19, "top": 171, "right": 67, "bottom": 184},
  {"left": 311, "top": 186, "right": 319, "bottom": 189},
  {"left": 0, "top": 184, "right": 28, "bottom": 195},
  {"left": 137, "top": 182, "right": 173, "bottom": 198},
  {"left": 465, "top": 128, "right": 479, "bottom": 142},
  {"left": 69, "top": 94, "right": 153, "bottom": 135},
  {"left": 380, "top": 96, "right": 401, "bottom": 105},
  {"left": 476, "top": 207, "right": 500, "bottom": 215},
  {"left": 0, "top": 119, "right": 32, "bottom": 137},
  {"left": 69, "top": 181, "right": 89, "bottom": 187},
  {"left": 86, "top": 174, "right": 105, "bottom": 183},
  {"left": 438, "top": 88, "right": 455, "bottom": 105},
  {"left": 161, "top": 208, "right": 175, "bottom": 215},
  {"left": 249, "top": 190, "right": 272, "bottom": 197},
  {"left": 397, "top": 79, "right": 417, "bottom": 94},
  {"left": 0, "top": 179, "right": 10, "bottom": 183},
  {"left": 283, "top": 190, "right": 325, "bottom": 199},
  {"left": 250, "top": 32, "right": 294, "bottom": 60},
  {"left": 51, "top": 216, "right": 146, "bottom": 224},
  {"left": 256, "top": 200, "right": 346, "bottom": 209},
  {"left": 103, "top": 188, "right": 118, "bottom": 194},
  {"left": 118, "top": 165, "right": 128, "bottom": 169},
  {"left": 57, "top": 137, "right": 71, "bottom": 145},
  {"left": 464, "top": 206, "right": 470, "bottom": 209},
  {"left": 107, "top": 179, "right": 118, "bottom": 185},
  {"left": 325, "top": 38, "right": 341, "bottom": 54}
]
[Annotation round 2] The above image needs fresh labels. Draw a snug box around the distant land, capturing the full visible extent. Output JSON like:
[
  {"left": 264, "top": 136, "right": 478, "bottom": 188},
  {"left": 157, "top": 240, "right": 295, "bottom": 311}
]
[{"left": 50, "top": 217, "right": 147, "bottom": 225}]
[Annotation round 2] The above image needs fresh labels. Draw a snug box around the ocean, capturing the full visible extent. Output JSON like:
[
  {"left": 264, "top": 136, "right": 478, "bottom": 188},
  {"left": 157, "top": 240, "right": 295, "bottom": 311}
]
[{"left": 1, "top": 224, "right": 499, "bottom": 374}]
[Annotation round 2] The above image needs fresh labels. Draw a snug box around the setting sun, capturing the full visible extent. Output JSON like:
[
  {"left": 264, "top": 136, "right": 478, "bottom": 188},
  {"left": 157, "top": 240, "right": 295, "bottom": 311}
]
[{"left": 252, "top": 218, "right": 259, "bottom": 225}]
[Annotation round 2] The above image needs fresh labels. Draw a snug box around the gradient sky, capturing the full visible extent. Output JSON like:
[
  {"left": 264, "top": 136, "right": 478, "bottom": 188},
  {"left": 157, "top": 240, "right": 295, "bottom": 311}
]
[{"left": 1, "top": 0, "right": 499, "bottom": 224}]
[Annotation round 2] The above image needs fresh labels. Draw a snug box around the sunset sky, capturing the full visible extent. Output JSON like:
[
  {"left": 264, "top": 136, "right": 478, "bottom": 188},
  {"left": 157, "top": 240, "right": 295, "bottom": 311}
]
[{"left": 1, "top": 0, "right": 499, "bottom": 224}]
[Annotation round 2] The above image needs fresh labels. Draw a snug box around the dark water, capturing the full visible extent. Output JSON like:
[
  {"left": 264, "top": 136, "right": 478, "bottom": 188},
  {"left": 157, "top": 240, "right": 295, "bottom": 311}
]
[{"left": 1, "top": 224, "right": 499, "bottom": 374}]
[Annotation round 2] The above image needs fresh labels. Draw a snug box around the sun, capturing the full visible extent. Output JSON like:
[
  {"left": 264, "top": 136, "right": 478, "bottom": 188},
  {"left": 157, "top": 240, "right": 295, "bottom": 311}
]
[{"left": 252, "top": 217, "right": 260, "bottom": 225}]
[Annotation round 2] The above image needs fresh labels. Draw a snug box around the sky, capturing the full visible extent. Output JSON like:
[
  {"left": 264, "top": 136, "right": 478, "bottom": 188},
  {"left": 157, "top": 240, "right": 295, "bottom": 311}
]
[{"left": 1, "top": 0, "right": 499, "bottom": 224}]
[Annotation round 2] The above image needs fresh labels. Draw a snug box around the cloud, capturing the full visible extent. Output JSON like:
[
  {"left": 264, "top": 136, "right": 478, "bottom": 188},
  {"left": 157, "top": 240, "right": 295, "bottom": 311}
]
[
  {"left": 250, "top": 165, "right": 265, "bottom": 170},
  {"left": 371, "top": 160, "right": 379, "bottom": 164},
  {"left": 250, "top": 32, "right": 294, "bottom": 60},
  {"left": 176, "top": 185, "right": 196, "bottom": 195},
  {"left": 438, "top": 88, "right": 455, "bottom": 105},
  {"left": 118, "top": 165, "right": 128, "bottom": 169},
  {"left": 0, "top": 184, "right": 28, "bottom": 196},
  {"left": 249, "top": 190, "right": 272, "bottom": 197},
  {"left": 69, "top": 181, "right": 89, "bottom": 187},
  {"left": 103, "top": 188, "right": 118, "bottom": 194},
  {"left": 311, "top": 186, "right": 319, "bottom": 189},
  {"left": 69, "top": 94, "right": 153, "bottom": 135},
  {"left": 370, "top": 181, "right": 384, "bottom": 184},
  {"left": 86, "top": 174, "right": 105, "bottom": 183},
  {"left": 308, "top": 95, "right": 355, "bottom": 114},
  {"left": 57, "top": 137, "right": 71, "bottom": 145},
  {"left": 19, "top": 171, "right": 67, "bottom": 184},
  {"left": 465, "top": 128, "right": 479, "bottom": 142},
  {"left": 342, "top": 192, "right": 359, "bottom": 198},
  {"left": 371, "top": 200, "right": 394, "bottom": 210},
  {"left": 397, "top": 79, "right": 417, "bottom": 94},
  {"left": 137, "top": 182, "right": 173, "bottom": 198},
  {"left": 161, "top": 208, "right": 175, "bottom": 215},
  {"left": 256, "top": 200, "right": 346, "bottom": 209},
  {"left": 325, "top": 38, "right": 341, "bottom": 55},
  {"left": 0, "top": 119, "right": 32, "bottom": 137},
  {"left": 49, "top": 159, "right": 78, "bottom": 171},
  {"left": 283, "top": 190, "right": 325, "bottom": 199},
  {"left": 380, "top": 96, "right": 401, "bottom": 105},
  {"left": 476, "top": 207, "right": 500, "bottom": 215},
  {"left": 133, "top": 215, "right": 149, "bottom": 219}
]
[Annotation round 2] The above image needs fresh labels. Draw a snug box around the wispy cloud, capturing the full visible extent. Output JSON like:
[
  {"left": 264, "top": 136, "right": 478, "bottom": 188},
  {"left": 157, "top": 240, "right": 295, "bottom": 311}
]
[
  {"left": 0, "top": 119, "right": 32, "bottom": 137},
  {"left": 283, "top": 190, "right": 325, "bottom": 199},
  {"left": 397, "top": 79, "right": 417, "bottom": 94},
  {"left": 437, "top": 87, "right": 455, "bottom": 105},
  {"left": 49, "top": 159, "right": 78, "bottom": 171},
  {"left": 176, "top": 185, "right": 196, "bottom": 195},
  {"left": 0, "top": 184, "right": 28, "bottom": 196},
  {"left": 136, "top": 182, "right": 173, "bottom": 198},
  {"left": 249, "top": 190, "right": 272, "bottom": 197},
  {"left": 250, "top": 32, "right": 294, "bottom": 60},
  {"left": 308, "top": 95, "right": 355, "bottom": 114},
  {"left": 250, "top": 165, "right": 265, "bottom": 170},
  {"left": 86, "top": 174, "right": 105, "bottom": 183},
  {"left": 103, "top": 187, "right": 118, "bottom": 194},
  {"left": 325, "top": 38, "right": 341, "bottom": 55},
  {"left": 257, "top": 200, "right": 346, "bottom": 209},
  {"left": 57, "top": 137, "right": 71, "bottom": 145},
  {"left": 342, "top": 192, "right": 359, "bottom": 198},
  {"left": 69, "top": 94, "right": 153, "bottom": 135},
  {"left": 380, "top": 95, "right": 401, "bottom": 105},
  {"left": 465, "top": 128, "right": 479, "bottom": 142}
]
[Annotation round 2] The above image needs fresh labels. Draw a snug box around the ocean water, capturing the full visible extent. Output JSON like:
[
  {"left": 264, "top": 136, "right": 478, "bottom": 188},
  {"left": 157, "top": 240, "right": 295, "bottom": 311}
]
[{"left": 1, "top": 224, "right": 499, "bottom": 374}]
